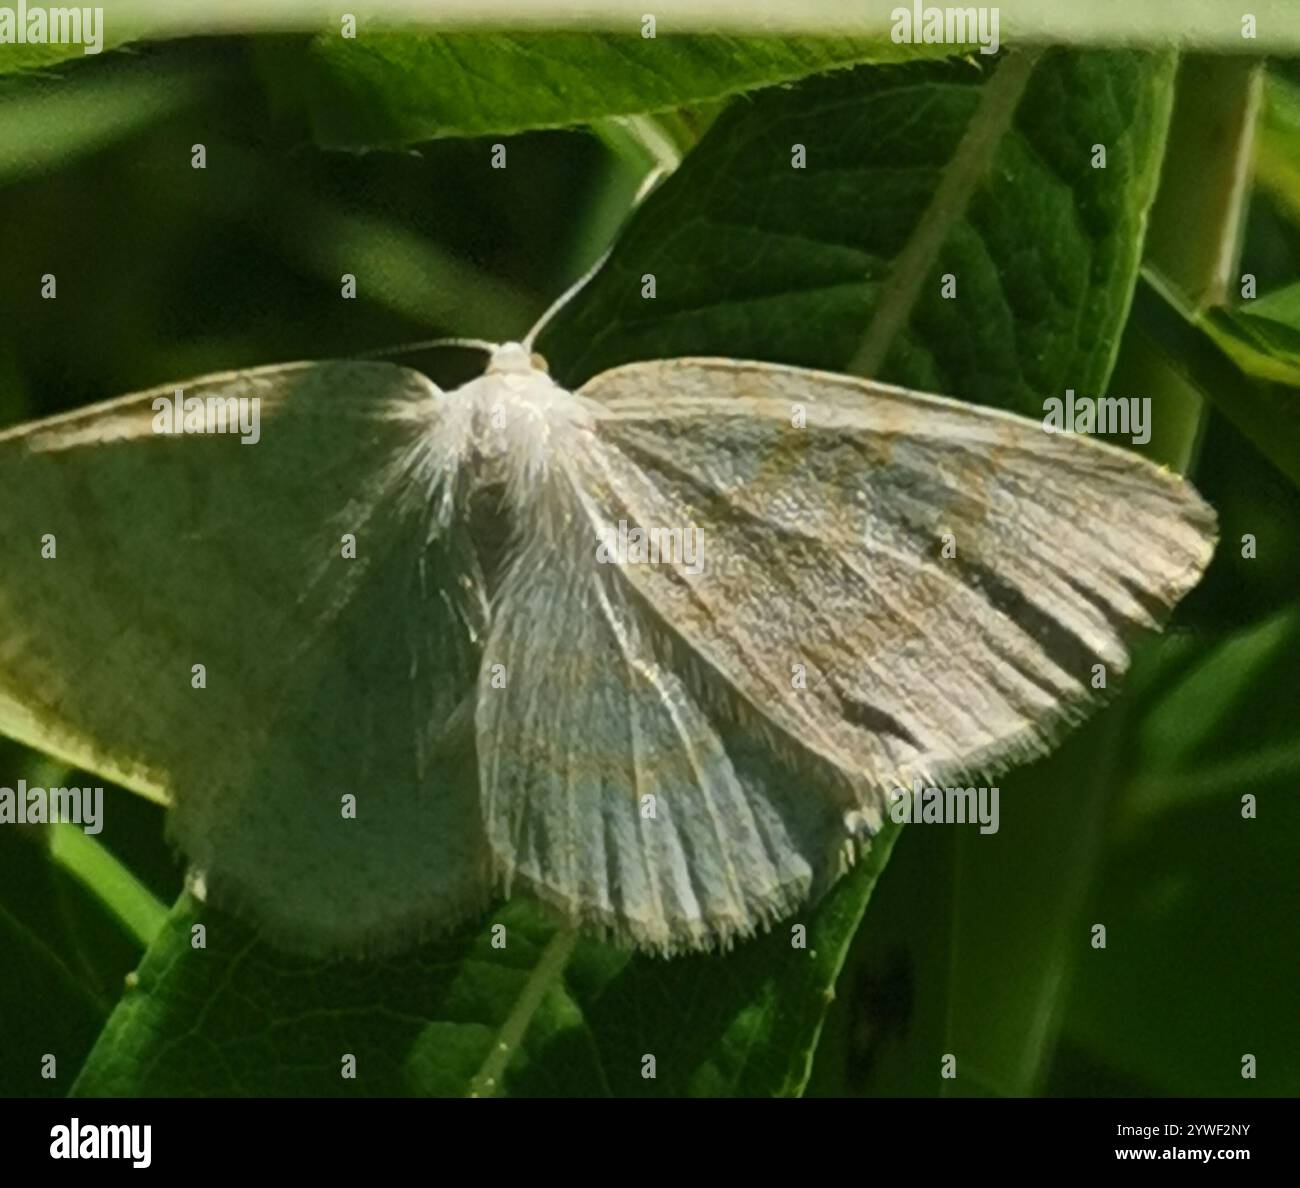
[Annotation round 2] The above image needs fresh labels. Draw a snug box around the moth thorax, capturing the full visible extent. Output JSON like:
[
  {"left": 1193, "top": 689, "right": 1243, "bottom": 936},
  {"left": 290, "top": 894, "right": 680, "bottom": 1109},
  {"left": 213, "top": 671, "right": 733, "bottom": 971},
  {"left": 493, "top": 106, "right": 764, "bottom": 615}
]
[{"left": 472, "top": 378, "right": 590, "bottom": 487}]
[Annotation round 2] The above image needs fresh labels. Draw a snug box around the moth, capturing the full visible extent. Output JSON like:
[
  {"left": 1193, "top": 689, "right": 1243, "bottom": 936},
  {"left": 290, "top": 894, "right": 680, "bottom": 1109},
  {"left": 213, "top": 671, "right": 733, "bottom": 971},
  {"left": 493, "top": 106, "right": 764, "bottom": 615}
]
[{"left": 0, "top": 292, "right": 1217, "bottom": 957}]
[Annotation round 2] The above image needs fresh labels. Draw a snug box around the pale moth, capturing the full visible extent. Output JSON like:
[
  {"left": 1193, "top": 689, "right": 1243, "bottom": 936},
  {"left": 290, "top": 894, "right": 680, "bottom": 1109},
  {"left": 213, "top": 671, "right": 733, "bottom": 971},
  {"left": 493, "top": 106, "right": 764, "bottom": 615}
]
[{"left": 0, "top": 270, "right": 1216, "bottom": 957}]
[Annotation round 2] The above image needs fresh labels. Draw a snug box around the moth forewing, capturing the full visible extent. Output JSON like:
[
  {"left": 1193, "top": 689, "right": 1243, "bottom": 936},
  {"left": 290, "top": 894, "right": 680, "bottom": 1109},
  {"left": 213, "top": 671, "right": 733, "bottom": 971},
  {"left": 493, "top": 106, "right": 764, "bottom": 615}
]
[
  {"left": 0, "top": 360, "right": 496, "bottom": 956},
  {"left": 473, "top": 355, "right": 1221, "bottom": 951}
]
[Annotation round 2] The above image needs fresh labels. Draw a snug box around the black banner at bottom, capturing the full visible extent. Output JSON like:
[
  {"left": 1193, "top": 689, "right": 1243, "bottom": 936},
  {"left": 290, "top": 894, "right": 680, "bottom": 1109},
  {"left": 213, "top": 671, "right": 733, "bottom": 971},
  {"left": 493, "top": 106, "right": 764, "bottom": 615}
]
[{"left": 0, "top": 1095, "right": 1291, "bottom": 1173}]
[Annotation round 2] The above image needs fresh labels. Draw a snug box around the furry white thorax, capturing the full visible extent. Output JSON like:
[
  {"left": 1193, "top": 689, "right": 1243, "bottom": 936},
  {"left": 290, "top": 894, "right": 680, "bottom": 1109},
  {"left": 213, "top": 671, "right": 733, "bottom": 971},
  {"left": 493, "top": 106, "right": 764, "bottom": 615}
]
[{"left": 421, "top": 343, "right": 598, "bottom": 520}]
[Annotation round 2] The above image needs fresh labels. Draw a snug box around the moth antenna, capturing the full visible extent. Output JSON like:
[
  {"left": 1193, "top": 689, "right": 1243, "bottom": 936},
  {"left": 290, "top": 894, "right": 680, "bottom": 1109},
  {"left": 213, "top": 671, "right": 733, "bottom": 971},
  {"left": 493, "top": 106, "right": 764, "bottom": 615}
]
[
  {"left": 522, "top": 246, "right": 614, "bottom": 352},
  {"left": 358, "top": 337, "right": 498, "bottom": 360}
]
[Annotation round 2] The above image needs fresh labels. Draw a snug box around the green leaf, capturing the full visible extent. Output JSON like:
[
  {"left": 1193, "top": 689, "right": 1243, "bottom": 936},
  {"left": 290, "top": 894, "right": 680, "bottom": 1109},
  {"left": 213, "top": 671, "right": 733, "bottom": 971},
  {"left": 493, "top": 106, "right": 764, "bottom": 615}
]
[
  {"left": 1059, "top": 601, "right": 1300, "bottom": 1095},
  {"left": 1202, "top": 281, "right": 1300, "bottom": 385},
  {"left": 72, "top": 826, "right": 899, "bottom": 1097},
  {"left": 46, "top": 1, "right": 1300, "bottom": 53},
  {"left": 573, "top": 824, "right": 902, "bottom": 1097},
  {"left": 286, "top": 31, "right": 962, "bottom": 147},
  {"left": 1257, "top": 71, "right": 1300, "bottom": 226},
  {"left": 1131, "top": 273, "right": 1300, "bottom": 490},
  {"left": 820, "top": 712, "right": 1131, "bottom": 1097},
  {"left": 1126, "top": 602, "right": 1300, "bottom": 815},
  {"left": 543, "top": 49, "right": 1176, "bottom": 422},
  {"left": 0, "top": 22, "right": 133, "bottom": 74}
]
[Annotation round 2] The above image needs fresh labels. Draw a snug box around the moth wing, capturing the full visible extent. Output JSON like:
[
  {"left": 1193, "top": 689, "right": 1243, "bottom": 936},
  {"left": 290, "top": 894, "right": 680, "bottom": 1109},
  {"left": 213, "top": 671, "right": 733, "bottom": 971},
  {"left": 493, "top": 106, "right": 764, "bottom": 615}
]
[
  {"left": 0, "top": 361, "right": 489, "bottom": 954},
  {"left": 476, "top": 358, "right": 1215, "bottom": 953},
  {"left": 578, "top": 358, "right": 1217, "bottom": 799},
  {"left": 476, "top": 464, "right": 856, "bottom": 954}
]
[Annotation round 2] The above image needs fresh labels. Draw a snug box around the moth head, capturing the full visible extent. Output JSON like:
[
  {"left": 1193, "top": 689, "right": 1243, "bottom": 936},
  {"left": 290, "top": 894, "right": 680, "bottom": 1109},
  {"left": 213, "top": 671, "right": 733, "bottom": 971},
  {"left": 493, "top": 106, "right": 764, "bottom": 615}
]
[{"left": 487, "top": 342, "right": 542, "bottom": 376}]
